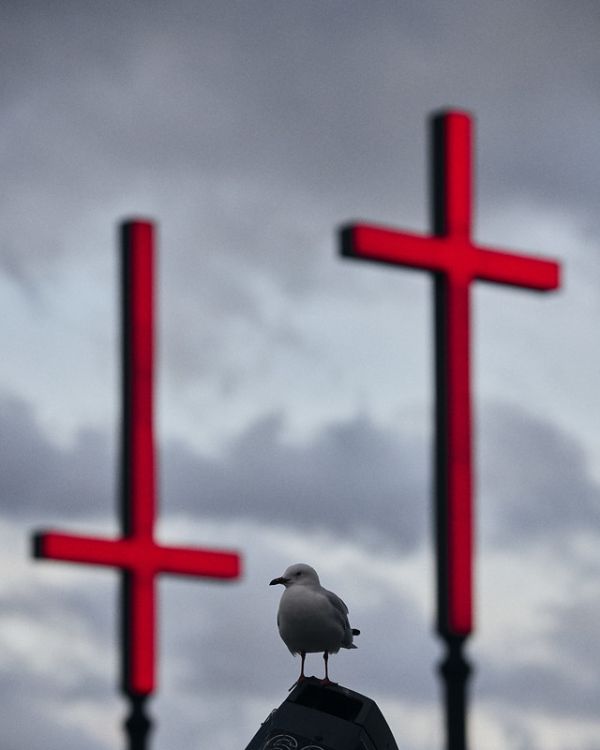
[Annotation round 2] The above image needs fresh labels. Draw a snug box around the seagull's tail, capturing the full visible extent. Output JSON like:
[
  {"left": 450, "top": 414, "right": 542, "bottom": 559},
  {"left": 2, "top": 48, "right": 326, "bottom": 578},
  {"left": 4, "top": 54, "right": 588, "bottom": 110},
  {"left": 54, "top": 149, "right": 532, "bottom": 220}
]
[{"left": 343, "top": 627, "right": 361, "bottom": 649}]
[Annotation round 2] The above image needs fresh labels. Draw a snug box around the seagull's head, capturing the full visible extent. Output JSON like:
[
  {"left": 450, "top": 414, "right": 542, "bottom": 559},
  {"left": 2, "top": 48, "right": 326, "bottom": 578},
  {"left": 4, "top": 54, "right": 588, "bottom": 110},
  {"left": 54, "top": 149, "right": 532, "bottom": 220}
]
[{"left": 269, "top": 563, "right": 320, "bottom": 588}]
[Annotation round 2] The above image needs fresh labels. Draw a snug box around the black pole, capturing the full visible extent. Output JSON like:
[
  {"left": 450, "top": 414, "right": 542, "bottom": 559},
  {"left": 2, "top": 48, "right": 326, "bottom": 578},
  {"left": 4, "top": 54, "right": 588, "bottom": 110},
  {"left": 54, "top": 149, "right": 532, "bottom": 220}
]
[
  {"left": 124, "top": 693, "right": 152, "bottom": 750},
  {"left": 439, "top": 636, "right": 472, "bottom": 750}
]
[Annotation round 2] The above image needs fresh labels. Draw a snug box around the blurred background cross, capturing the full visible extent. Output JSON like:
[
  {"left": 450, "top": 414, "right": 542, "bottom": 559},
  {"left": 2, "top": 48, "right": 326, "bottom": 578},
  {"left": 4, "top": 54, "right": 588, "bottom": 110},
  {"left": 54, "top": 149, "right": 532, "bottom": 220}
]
[
  {"left": 340, "top": 109, "right": 561, "bottom": 750},
  {"left": 33, "top": 220, "right": 242, "bottom": 750}
]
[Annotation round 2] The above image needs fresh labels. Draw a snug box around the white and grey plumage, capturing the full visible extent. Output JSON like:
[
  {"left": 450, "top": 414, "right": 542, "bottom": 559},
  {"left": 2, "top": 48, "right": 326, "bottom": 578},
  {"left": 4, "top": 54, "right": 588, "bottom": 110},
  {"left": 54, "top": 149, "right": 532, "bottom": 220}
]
[{"left": 269, "top": 562, "right": 360, "bottom": 684}]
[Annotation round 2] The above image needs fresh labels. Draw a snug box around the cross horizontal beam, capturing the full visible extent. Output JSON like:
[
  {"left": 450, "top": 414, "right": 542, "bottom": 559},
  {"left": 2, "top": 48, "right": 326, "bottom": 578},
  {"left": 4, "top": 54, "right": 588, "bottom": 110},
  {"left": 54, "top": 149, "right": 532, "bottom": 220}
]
[
  {"left": 341, "top": 224, "right": 559, "bottom": 290},
  {"left": 34, "top": 532, "right": 241, "bottom": 578}
]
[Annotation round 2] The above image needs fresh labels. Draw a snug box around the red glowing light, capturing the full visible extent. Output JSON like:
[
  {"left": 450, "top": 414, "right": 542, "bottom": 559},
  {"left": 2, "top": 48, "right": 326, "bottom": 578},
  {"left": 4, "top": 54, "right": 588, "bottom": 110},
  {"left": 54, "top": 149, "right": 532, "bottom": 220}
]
[
  {"left": 340, "top": 111, "right": 560, "bottom": 637},
  {"left": 33, "top": 220, "right": 241, "bottom": 695}
]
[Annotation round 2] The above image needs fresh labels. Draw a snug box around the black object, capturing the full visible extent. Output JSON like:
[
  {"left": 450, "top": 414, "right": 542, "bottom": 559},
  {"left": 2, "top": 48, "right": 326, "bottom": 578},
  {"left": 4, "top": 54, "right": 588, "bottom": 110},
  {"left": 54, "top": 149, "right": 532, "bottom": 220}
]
[
  {"left": 245, "top": 678, "right": 399, "bottom": 750},
  {"left": 439, "top": 637, "right": 471, "bottom": 750},
  {"left": 124, "top": 693, "right": 152, "bottom": 750}
]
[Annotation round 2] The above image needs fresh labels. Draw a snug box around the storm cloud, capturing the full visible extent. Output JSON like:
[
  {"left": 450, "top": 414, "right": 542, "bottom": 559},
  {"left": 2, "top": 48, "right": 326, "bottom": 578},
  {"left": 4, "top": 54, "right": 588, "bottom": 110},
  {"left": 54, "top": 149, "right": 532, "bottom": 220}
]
[
  {"left": 480, "top": 402, "right": 600, "bottom": 545},
  {"left": 2, "top": 2, "right": 600, "bottom": 749}
]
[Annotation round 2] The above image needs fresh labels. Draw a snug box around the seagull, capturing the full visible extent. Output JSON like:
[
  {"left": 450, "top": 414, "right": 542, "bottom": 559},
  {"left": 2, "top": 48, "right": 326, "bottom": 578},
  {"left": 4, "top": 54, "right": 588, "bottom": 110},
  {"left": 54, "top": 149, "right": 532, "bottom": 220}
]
[{"left": 269, "top": 563, "right": 360, "bottom": 685}]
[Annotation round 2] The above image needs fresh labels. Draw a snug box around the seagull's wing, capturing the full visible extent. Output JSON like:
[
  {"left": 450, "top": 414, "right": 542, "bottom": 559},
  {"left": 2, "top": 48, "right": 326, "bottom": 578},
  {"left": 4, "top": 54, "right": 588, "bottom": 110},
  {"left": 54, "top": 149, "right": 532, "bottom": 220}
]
[
  {"left": 323, "top": 587, "right": 349, "bottom": 616},
  {"left": 322, "top": 587, "right": 358, "bottom": 649}
]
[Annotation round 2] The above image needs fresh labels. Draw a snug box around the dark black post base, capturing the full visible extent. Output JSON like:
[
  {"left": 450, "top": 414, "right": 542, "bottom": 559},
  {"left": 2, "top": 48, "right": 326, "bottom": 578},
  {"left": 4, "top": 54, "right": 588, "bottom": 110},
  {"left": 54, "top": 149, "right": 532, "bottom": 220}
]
[
  {"left": 124, "top": 693, "right": 152, "bottom": 750},
  {"left": 438, "top": 636, "right": 472, "bottom": 750}
]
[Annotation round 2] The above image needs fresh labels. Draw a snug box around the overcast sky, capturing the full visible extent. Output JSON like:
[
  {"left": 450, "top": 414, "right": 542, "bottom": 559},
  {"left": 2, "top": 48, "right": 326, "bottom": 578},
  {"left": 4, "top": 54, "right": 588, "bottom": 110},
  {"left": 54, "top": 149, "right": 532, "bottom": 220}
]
[{"left": 2, "top": 2, "right": 600, "bottom": 749}]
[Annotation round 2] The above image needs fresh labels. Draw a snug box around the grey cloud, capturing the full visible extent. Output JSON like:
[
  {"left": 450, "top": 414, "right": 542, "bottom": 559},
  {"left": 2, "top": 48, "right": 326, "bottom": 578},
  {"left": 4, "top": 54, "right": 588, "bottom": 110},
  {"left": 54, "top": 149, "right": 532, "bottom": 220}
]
[
  {"left": 0, "top": 592, "right": 116, "bottom": 750},
  {"left": 6, "top": 392, "right": 600, "bottom": 553},
  {"left": 2, "top": 1, "right": 600, "bottom": 288},
  {"left": 2, "top": 4, "right": 600, "bottom": 748},
  {"left": 546, "top": 593, "right": 600, "bottom": 690},
  {"left": 163, "top": 411, "right": 429, "bottom": 552},
  {"left": 1, "top": 583, "right": 115, "bottom": 657},
  {"left": 0, "top": 394, "right": 114, "bottom": 520},
  {"left": 1, "top": 392, "right": 429, "bottom": 551},
  {"left": 476, "top": 591, "right": 600, "bottom": 721},
  {"left": 0, "top": 671, "right": 110, "bottom": 750},
  {"left": 2, "top": 0, "right": 599, "bottom": 396},
  {"left": 477, "top": 659, "right": 598, "bottom": 719},
  {"left": 479, "top": 401, "right": 600, "bottom": 546}
]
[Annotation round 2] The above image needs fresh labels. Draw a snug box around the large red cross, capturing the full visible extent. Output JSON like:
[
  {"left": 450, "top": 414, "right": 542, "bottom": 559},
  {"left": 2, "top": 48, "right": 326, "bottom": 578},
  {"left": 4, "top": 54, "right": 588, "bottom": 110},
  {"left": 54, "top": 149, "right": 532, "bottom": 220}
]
[
  {"left": 34, "top": 220, "right": 241, "bottom": 696},
  {"left": 340, "top": 111, "right": 560, "bottom": 637}
]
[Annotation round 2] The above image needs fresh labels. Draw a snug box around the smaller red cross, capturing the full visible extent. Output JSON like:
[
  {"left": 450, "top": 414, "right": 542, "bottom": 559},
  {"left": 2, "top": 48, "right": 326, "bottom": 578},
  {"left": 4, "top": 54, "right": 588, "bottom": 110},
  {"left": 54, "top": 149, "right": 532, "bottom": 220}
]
[
  {"left": 340, "top": 111, "right": 560, "bottom": 637},
  {"left": 33, "top": 221, "right": 241, "bottom": 696}
]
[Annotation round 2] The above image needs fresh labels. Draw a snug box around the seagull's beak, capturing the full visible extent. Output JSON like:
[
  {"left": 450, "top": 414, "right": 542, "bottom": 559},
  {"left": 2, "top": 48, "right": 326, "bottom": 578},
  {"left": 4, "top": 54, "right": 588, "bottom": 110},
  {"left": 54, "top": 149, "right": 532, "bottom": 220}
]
[{"left": 269, "top": 576, "right": 287, "bottom": 586}]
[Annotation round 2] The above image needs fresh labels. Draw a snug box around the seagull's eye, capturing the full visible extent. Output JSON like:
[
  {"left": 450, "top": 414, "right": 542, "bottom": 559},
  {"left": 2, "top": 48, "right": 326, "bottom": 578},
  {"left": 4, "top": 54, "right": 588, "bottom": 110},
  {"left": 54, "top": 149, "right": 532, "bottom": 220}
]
[{"left": 295, "top": 571, "right": 301, "bottom": 577}]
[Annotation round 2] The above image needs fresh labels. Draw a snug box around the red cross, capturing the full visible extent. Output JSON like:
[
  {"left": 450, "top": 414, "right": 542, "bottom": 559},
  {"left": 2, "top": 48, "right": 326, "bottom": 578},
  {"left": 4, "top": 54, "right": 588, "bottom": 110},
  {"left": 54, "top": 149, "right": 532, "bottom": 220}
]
[
  {"left": 33, "top": 220, "right": 241, "bottom": 695},
  {"left": 340, "top": 111, "right": 560, "bottom": 637}
]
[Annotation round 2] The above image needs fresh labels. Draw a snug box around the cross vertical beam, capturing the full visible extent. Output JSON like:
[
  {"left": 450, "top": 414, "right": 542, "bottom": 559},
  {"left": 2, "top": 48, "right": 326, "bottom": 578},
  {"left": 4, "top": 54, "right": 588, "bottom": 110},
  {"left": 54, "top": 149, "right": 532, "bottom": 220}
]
[
  {"left": 339, "top": 110, "right": 561, "bottom": 750},
  {"left": 33, "top": 219, "right": 242, "bottom": 750},
  {"left": 432, "top": 113, "right": 474, "bottom": 639},
  {"left": 121, "top": 220, "right": 157, "bottom": 697}
]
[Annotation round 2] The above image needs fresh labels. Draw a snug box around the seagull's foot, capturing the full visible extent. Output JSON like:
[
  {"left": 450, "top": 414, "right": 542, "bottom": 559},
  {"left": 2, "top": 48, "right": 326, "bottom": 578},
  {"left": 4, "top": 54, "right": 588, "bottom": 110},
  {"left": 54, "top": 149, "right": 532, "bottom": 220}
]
[
  {"left": 288, "top": 674, "right": 322, "bottom": 691},
  {"left": 288, "top": 675, "right": 306, "bottom": 691},
  {"left": 319, "top": 678, "right": 338, "bottom": 687}
]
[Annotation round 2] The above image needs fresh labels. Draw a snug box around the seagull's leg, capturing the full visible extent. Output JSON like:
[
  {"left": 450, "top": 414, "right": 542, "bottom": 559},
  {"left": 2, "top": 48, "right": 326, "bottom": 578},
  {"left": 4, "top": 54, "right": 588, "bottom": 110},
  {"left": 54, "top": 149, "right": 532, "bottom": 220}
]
[
  {"left": 289, "top": 652, "right": 307, "bottom": 691},
  {"left": 320, "top": 652, "right": 335, "bottom": 686}
]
